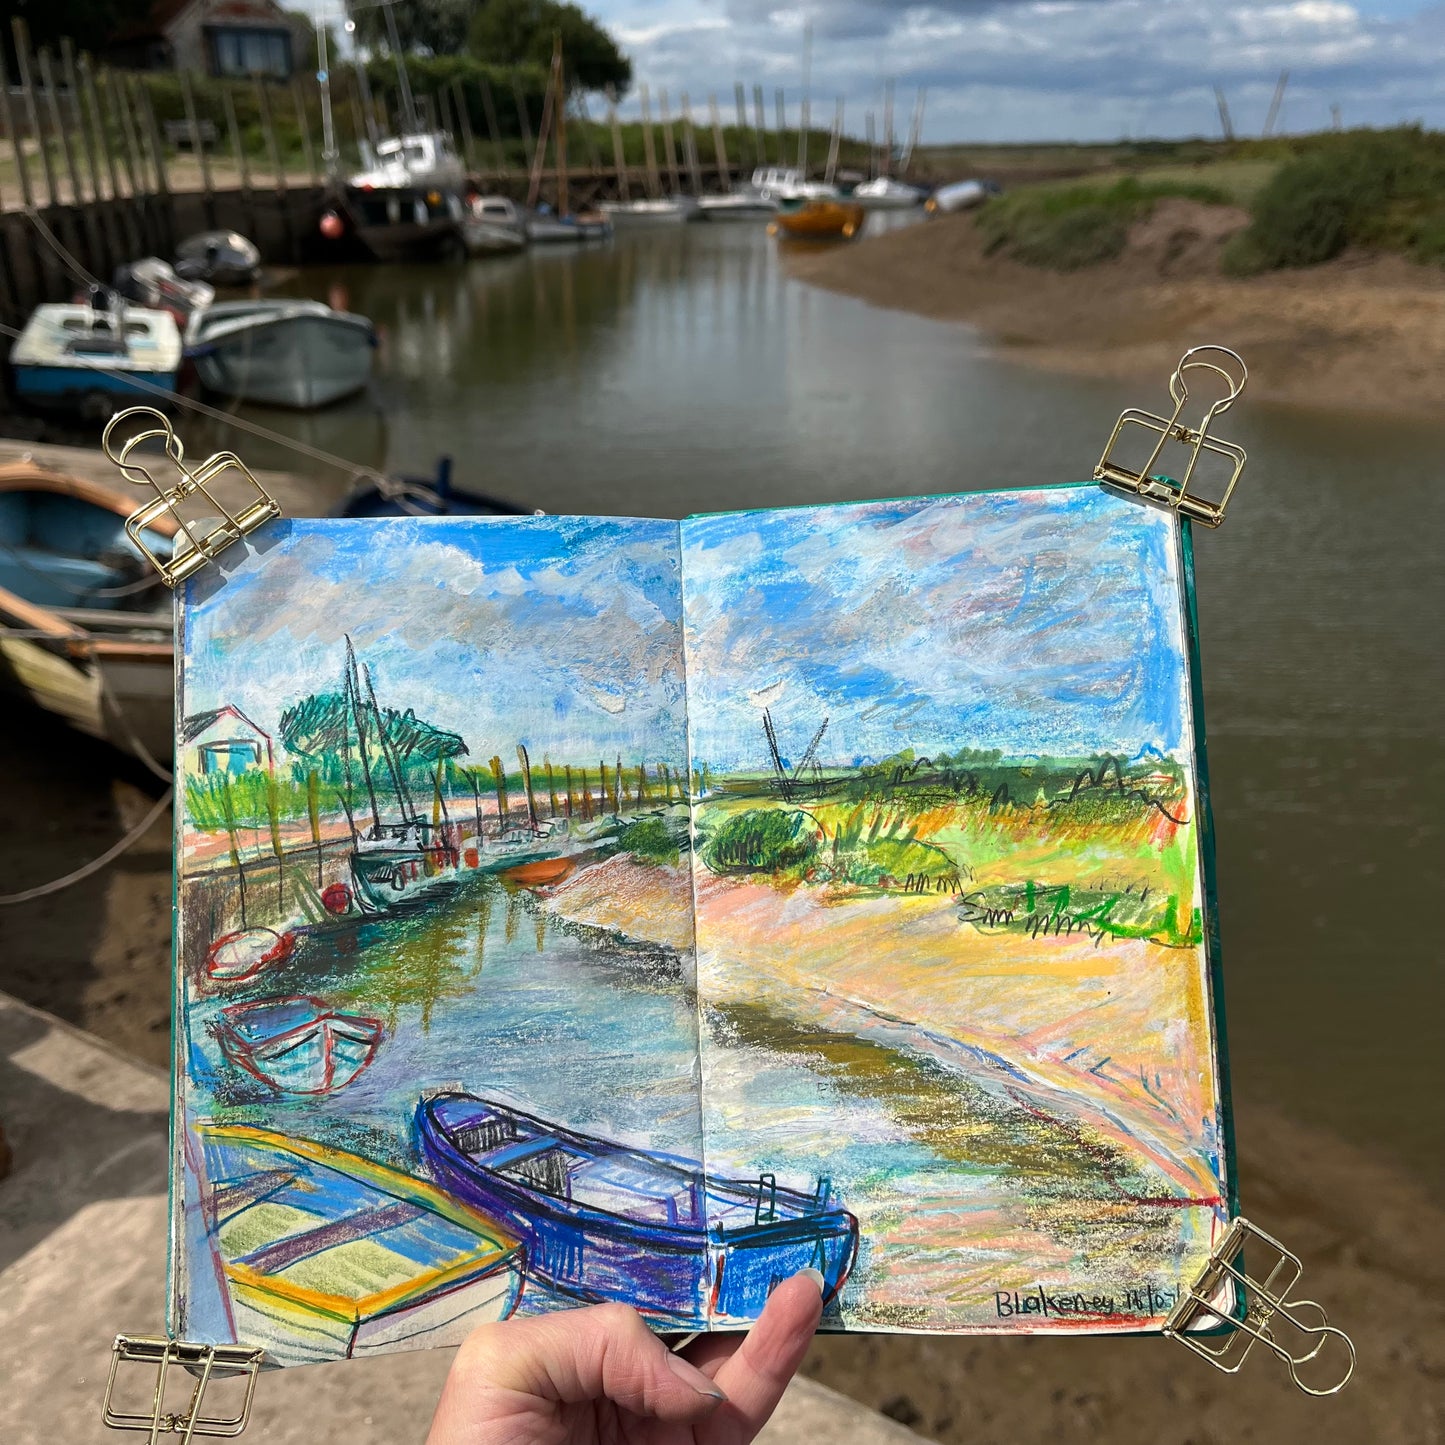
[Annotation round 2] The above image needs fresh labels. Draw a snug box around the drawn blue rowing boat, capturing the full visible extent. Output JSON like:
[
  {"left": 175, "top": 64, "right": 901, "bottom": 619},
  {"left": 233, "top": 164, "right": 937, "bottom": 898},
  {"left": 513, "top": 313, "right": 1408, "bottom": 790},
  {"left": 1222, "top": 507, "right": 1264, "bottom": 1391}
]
[{"left": 416, "top": 1092, "right": 858, "bottom": 1327}]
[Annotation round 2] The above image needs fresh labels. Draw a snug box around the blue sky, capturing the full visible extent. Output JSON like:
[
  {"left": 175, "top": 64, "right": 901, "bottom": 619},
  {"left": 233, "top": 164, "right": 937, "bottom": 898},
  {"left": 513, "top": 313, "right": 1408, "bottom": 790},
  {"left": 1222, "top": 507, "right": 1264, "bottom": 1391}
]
[
  {"left": 681, "top": 489, "right": 1192, "bottom": 770},
  {"left": 181, "top": 516, "right": 689, "bottom": 768},
  {"left": 589, "top": 0, "right": 1445, "bottom": 142}
]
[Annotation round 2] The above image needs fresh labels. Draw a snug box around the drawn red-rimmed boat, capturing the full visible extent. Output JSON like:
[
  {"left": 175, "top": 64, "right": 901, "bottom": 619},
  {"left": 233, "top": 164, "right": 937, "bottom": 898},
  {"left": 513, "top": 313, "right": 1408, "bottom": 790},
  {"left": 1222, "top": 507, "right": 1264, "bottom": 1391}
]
[{"left": 217, "top": 995, "right": 383, "bottom": 1095}]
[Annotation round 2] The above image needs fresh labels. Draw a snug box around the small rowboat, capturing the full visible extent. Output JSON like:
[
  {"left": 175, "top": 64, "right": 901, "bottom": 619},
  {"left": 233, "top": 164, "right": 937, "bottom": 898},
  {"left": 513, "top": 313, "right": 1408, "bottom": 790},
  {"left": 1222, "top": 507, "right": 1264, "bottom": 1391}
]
[
  {"left": 205, "top": 927, "right": 296, "bottom": 982},
  {"left": 0, "top": 462, "right": 175, "bottom": 761},
  {"left": 217, "top": 996, "right": 383, "bottom": 1094},
  {"left": 768, "top": 200, "right": 866, "bottom": 242},
  {"left": 500, "top": 856, "right": 574, "bottom": 887},
  {"left": 197, "top": 1124, "right": 523, "bottom": 1365},
  {"left": 417, "top": 1093, "right": 858, "bottom": 1327}
]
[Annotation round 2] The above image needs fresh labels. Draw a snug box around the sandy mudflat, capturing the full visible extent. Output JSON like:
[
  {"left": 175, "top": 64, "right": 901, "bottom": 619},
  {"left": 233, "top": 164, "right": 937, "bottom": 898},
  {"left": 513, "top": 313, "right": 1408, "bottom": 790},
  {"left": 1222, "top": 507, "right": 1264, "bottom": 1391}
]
[{"left": 784, "top": 204, "right": 1445, "bottom": 421}]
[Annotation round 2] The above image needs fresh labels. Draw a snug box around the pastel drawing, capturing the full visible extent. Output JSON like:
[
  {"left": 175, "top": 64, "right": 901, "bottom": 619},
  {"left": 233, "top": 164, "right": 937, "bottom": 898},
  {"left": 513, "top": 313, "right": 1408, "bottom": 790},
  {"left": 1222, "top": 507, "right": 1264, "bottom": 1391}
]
[{"left": 171, "top": 490, "right": 1228, "bottom": 1365}]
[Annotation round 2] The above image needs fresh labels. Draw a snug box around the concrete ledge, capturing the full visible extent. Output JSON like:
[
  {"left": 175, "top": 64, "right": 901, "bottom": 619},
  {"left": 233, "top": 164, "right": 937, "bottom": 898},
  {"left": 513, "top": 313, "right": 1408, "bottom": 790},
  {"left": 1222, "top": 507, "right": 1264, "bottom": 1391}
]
[{"left": 0, "top": 992, "right": 930, "bottom": 1444}]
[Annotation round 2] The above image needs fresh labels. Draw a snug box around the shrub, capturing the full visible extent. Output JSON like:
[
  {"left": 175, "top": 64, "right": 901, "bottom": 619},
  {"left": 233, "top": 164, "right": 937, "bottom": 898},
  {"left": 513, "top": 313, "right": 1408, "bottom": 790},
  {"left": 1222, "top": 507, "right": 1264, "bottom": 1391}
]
[
  {"left": 975, "top": 176, "right": 1229, "bottom": 271},
  {"left": 1224, "top": 127, "right": 1445, "bottom": 273},
  {"left": 702, "top": 808, "right": 820, "bottom": 875},
  {"left": 618, "top": 816, "right": 680, "bottom": 866}
]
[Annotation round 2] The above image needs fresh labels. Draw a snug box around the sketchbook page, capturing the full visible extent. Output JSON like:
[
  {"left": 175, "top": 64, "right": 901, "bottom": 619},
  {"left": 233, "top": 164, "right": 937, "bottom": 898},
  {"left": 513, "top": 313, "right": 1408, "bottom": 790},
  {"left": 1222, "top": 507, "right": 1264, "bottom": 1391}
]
[
  {"left": 680, "top": 487, "right": 1230, "bottom": 1334},
  {"left": 171, "top": 515, "right": 704, "bottom": 1365}
]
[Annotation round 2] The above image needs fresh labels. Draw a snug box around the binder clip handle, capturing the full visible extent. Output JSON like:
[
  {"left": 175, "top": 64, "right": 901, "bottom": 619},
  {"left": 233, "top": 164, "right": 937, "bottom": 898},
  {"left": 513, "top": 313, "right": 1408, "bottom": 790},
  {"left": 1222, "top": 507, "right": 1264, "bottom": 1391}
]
[
  {"left": 1169, "top": 345, "right": 1248, "bottom": 423},
  {"left": 102, "top": 407, "right": 190, "bottom": 494}
]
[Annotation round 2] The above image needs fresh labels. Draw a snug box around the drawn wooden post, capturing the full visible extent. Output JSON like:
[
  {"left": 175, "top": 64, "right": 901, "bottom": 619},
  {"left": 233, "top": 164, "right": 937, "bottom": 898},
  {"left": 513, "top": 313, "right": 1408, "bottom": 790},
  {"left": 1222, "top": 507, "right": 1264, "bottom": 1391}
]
[
  {"left": 307, "top": 771, "right": 323, "bottom": 888},
  {"left": 543, "top": 756, "right": 559, "bottom": 817},
  {"left": 709, "top": 94, "right": 729, "bottom": 191},
  {"left": 613, "top": 755, "right": 623, "bottom": 814},
  {"left": 657, "top": 88, "right": 680, "bottom": 194},
  {"left": 516, "top": 745, "right": 539, "bottom": 829},
  {"left": 451, "top": 78, "right": 477, "bottom": 175},
  {"left": 605, "top": 85, "right": 628, "bottom": 201},
  {"left": 0, "top": 50, "right": 35, "bottom": 212},
  {"left": 638, "top": 83, "right": 659, "bottom": 199},
  {"left": 488, "top": 755, "right": 508, "bottom": 833},
  {"left": 292, "top": 77, "right": 318, "bottom": 183},
  {"left": 180, "top": 71, "right": 215, "bottom": 224},
  {"left": 12, "top": 20, "right": 60, "bottom": 208},
  {"left": 679, "top": 92, "right": 702, "bottom": 194},
  {"left": 563, "top": 763, "right": 575, "bottom": 819},
  {"left": 478, "top": 72, "right": 504, "bottom": 176},
  {"left": 752, "top": 85, "right": 767, "bottom": 165},
  {"left": 511, "top": 73, "right": 534, "bottom": 174}
]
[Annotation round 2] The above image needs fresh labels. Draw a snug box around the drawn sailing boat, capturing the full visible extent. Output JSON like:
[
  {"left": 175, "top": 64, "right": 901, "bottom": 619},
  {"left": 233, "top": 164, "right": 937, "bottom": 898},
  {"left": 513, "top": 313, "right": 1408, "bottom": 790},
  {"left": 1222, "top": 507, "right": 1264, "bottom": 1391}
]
[{"left": 339, "top": 637, "right": 461, "bottom": 914}]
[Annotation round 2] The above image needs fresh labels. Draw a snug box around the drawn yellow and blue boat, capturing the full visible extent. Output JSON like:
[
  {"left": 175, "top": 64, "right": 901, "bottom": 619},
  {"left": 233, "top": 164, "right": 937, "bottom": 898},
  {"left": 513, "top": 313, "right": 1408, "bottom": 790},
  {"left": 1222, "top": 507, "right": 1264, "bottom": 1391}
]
[{"left": 199, "top": 1124, "right": 524, "bottom": 1365}]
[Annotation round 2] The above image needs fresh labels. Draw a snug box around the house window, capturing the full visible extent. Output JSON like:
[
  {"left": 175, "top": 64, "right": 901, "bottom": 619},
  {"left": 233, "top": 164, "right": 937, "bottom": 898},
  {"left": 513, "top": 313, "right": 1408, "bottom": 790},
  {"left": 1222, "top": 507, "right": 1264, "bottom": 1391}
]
[
  {"left": 206, "top": 26, "right": 292, "bottom": 79},
  {"left": 199, "top": 740, "right": 262, "bottom": 775}
]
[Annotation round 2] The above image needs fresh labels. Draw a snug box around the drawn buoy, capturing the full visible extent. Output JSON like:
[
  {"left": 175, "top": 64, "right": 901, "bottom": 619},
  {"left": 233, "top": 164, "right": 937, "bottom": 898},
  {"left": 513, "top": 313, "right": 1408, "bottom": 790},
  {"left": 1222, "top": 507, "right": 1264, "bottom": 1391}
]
[{"left": 321, "top": 882, "right": 351, "bottom": 915}]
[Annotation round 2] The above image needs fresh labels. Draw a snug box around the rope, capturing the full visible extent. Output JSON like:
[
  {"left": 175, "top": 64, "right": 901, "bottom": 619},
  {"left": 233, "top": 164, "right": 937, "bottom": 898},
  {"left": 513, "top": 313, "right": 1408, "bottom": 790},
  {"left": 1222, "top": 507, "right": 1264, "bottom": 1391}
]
[
  {"left": 23, "top": 206, "right": 104, "bottom": 291},
  {"left": 0, "top": 787, "right": 172, "bottom": 905}
]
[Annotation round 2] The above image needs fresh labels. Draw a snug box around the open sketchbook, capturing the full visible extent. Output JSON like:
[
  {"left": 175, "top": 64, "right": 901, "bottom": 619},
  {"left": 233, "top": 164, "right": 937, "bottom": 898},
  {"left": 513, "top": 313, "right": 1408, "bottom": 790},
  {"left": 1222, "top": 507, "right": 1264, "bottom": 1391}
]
[{"left": 170, "top": 485, "right": 1235, "bottom": 1366}]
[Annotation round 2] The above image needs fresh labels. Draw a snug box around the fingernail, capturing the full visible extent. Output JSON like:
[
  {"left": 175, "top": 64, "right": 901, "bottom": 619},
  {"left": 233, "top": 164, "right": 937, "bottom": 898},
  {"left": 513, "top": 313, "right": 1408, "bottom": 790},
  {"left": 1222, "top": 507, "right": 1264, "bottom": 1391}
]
[
  {"left": 796, "top": 1267, "right": 826, "bottom": 1294},
  {"left": 665, "top": 1350, "right": 727, "bottom": 1400}
]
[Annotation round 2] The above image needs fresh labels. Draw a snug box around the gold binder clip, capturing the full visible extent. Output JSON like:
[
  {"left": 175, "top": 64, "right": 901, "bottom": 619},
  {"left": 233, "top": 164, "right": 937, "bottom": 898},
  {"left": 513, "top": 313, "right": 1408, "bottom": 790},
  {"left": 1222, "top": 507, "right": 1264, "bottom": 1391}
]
[
  {"left": 102, "top": 406, "right": 282, "bottom": 587},
  {"left": 1095, "top": 345, "right": 1247, "bottom": 527},
  {"left": 1164, "top": 1217, "right": 1356, "bottom": 1396},
  {"left": 102, "top": 1335, "right": 264, "bottom": 1441}
]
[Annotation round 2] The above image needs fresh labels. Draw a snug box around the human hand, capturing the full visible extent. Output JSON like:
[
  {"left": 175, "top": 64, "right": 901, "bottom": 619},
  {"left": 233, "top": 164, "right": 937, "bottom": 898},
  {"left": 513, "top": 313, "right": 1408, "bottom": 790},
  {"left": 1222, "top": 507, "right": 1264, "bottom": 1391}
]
[{"left": 426, "top": 1268, "right": 826, "bottom": 1445}]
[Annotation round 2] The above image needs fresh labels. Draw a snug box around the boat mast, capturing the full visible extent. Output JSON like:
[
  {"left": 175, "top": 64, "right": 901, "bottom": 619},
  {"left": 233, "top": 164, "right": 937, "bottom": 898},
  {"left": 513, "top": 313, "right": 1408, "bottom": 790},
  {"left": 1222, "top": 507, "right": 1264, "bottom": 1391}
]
[
  {"left": 379, "top": 0, "right": 419, "bottom": 132},
  {"left": 363, "top": 660, "right": 418, "bottom": 825},
  {"left": 316, "top": 3, "right": 339, "bottom": 179},
  {"left": 552, "top": 36, "right": 568, "bottom": 218},
  {"left": 345, "top": 636, "right": 384, "bottom": 837}
]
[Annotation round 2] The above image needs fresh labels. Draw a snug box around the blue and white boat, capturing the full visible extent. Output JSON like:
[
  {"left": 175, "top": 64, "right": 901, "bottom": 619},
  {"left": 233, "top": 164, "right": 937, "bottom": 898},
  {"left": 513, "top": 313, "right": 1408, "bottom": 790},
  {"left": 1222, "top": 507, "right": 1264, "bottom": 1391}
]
[
  {"left": 216, "top": 996, "right": 384, "bottom": 1095},
  {"left": 8, "top": 299, "right": 182, "bottom": 419},
  {"left": 417, "top": 1092, "right": 858, "bottom": 1327}
]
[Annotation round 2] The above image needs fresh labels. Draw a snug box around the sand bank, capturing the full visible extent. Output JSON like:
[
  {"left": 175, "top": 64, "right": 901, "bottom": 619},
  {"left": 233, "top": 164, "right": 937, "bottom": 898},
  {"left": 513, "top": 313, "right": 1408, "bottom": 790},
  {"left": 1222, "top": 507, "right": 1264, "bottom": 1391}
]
[{"left": 784, "top": 202, "right": 1445, "bottom": 420}]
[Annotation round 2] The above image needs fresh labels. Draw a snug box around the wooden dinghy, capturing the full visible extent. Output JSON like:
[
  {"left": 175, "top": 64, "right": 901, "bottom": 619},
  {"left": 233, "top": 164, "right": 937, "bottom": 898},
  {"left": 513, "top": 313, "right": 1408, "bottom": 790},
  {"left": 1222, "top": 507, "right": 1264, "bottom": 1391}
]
[
  {"left": 418, "top": 1092, "right": 858, "bottom": 1327},
  {"left": 0, "top": 461, "right": 175, "bottom": 761},
  {"left": 768, "top": 200, "right": 866, "bottom": 241},
  {"left": 200, "top": 1124, "right": 524, "bottom": 1365}
]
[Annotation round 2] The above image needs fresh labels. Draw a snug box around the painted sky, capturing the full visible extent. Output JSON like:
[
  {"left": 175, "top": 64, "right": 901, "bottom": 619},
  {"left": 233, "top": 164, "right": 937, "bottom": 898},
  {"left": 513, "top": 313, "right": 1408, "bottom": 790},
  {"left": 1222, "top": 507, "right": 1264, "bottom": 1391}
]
[
  {"left": 591, "top": 0, "right": 1445, "bottom": 142},
  {"left": 180, "top": 516, "right": 688, "bottom": 769},
  {"left": 681, "top": 488, "right": 1191, "bottom": 770}
]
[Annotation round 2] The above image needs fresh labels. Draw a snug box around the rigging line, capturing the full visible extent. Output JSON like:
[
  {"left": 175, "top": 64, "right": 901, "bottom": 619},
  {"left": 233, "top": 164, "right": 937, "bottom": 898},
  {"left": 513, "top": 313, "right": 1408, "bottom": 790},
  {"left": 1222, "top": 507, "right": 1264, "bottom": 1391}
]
[
  {"left": 22, "top": 206, "right": 104, "bottom": 291},
  {"left": 0, "top": 318, "right": 388, "bottom": 485},
  {"left": 0, "top": 786, "right": 172, "bottom": 906}
]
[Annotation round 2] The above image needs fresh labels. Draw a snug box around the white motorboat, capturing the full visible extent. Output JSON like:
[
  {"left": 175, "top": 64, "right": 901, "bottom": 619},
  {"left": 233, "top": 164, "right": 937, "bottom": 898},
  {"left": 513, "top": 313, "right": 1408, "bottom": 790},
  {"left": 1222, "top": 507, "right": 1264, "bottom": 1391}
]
[
  {"left": 464, "top": 195, "right": 527, "bottom": 254},
  {"left": 111, "top": 258, "right": 215, "bottom": 322},
  {"left": 174, "top": 230, "right": 261, "bottom": 286},
  {"left": 187, "top": 300, "right": 375, "bottom": 409},
  {"left": 343, "top": 131, "right": 468, "bottom": 262},
  {"left": 852, "top": 176, "right": 927, "bottom": 209},
  {"left": 9, "top": 298, "right": 181, "bottom": 419},
  {"left": 926, "top": 179, "right": 1002, "bottom": 214},
  {"left": 525, "top": 209, "right": 613, "bottom": 244},
  {"left": 695, "top": 190, "right": 779, "bottom": 221},
  {"left": 750, "top": 166, "right": 839, "bottom": 204},
  {"left": 597, "top": 196, "right": 696, "bottom": 227}
]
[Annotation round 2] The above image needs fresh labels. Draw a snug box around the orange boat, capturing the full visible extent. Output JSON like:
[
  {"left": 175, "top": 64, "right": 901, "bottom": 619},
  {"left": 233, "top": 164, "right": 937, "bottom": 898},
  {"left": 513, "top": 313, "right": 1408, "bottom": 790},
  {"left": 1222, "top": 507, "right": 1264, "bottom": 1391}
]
[
  {"left": 768, "top": 200, "right": 866, "bottom": 241},
  {"left": 501, "top": 856, "right": 575, "bottom": 887}
]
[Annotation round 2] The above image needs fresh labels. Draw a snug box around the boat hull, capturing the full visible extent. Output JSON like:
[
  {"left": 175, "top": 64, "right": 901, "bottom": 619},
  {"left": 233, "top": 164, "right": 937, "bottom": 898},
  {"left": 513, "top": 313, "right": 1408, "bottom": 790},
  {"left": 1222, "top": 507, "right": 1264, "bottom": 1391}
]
[
  {"left": 417, "top": 1094, "right": 858, "bottom": 1327},
  {"left": 350, "top": 845, "right": 460, "bottom": 914},
  {"left": 13, "top": 365, "right": 178, "bottom": 411},
  {"left": 192, "top": 314, "right": 373, "bottom": 409},
  {"left": 769, "top": 202, "right": 866, "bottom": 241},
  {"left": 217, "top": 996, "right": 383, "bottom": 1094}
]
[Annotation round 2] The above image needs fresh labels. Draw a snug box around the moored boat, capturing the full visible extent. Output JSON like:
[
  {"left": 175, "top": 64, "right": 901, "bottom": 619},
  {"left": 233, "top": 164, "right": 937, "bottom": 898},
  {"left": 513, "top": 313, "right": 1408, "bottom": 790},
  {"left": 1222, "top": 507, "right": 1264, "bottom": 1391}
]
[
  {"left": 417, "top": 1092, "right": 858, "bottom": 1326},
  {"left": 186, "top": 300, "right": 375, "bottom": 410},
  {"left": 331, "top": 457, "right": 526, "bottom": 518},
  {"left": 926, "top": 179, "right": 1001, "bottom": 214},
  {"left": 9, "top": 297, "right": 182, "bottom": 419},
  {"left": 199, "top": 1124, "right": 524, "bottom": 1365},
  {"left": 205, "top": 926, "right": 297, "bottom": 983},
  {"left": 111, "top": 258, "right": 215, "bottom": 323},
  {"left": 525, "top": 210, "right": 614, "bottom": 245},
  {"left": 598, "top": 197, "right": 696, "bottom": 227},
  {"left": 216, "top": 996, "right": 383, "bottom": 1094},
  {"left": 695, "top": 190, "right": 779, "bottom": 222},
  {"left": 852, "top": 176, "right": 927, "bottom": 209},
  {"left": 500, "top": 856, "right": 575, "bottom": 887},
  {"left": 341, "top": 132, "right": 468, "bottom": 262},
  {"left": 175, "top": 230, "right": 262, "bottom": 287},
  {"left": 463, "top": 195, "right": 528, "bottom": 255},
  {"left": 750, "top": 166, "right": 840, "bottom": 204},
  {"left": 768, "top": 200, "right": 866, "bottom": 241},
  {"left": 0, "top": 461, "right": 174, "bottom": 760}
]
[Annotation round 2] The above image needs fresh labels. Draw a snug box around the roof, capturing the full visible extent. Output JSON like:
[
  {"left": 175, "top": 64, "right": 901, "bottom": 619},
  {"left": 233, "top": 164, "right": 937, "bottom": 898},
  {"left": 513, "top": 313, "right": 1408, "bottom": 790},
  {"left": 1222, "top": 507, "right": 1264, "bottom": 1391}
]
[
  {"left": 182, "top": 704, "right": 270, "bottom": 744},
  {"left": 111, "top": 0, "right": 288, "bottom": 44}
]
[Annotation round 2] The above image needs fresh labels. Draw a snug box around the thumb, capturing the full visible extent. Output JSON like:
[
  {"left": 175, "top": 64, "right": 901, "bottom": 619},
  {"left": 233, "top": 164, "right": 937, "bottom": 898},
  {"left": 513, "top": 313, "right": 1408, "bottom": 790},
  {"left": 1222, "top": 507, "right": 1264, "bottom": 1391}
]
[{"left": 435, "top": 1303, "right": 727, "bottom": 1437}]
